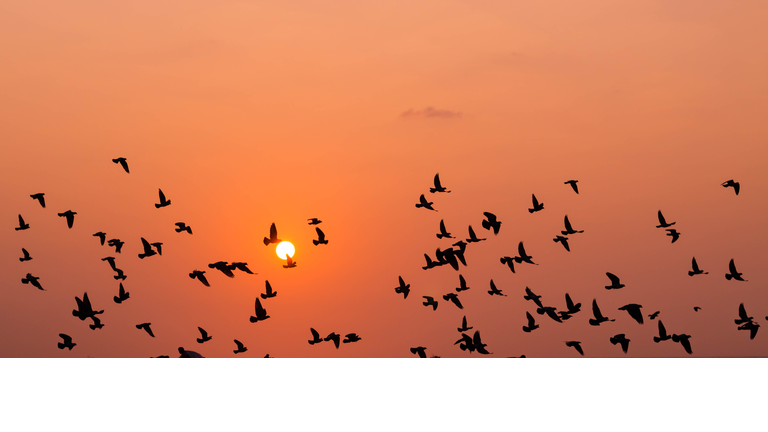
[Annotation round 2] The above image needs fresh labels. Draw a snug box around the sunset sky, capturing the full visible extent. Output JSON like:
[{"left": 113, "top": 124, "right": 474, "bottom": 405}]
[{"left": 2, "top": 0, "right": 768, "bottom": 358}]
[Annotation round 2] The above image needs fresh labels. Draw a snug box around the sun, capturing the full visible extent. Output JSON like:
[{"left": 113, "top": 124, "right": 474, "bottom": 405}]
[{"left": 275, "top": 241, "right": 295, "bottom": 260}]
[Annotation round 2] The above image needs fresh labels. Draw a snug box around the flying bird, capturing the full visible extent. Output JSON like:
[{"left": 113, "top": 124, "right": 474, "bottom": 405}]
[
  {"left": 725, "top": 259, "right": 746, "bottom": 281},
  {"left": 536, "top": 306, "right": 563, "bottom": 323},
  {"left": 395, "top": 276, "right": 410, "bottom": 299},
  {"left": 307, "top": 218, "right": 322, "bottom": 225},
  {"left": 422, "top": 296, "right": 438, "bottom": 311},
  {"left": 688, "top": 257, "right": 708, "bottom": 276},
  {"left": 561, "top": 215, "right": 584, "bottom": 235},
  {"left": 565, "top": 341, "right": 583, "bottom": 356},
  {"left": 197, "top": 327, "right": 212, "bottom": 343},
  {"left": 649, "top": 311, "right": 660, "bottom": 320},
  {"left": 656, "top": 210, "right": 675, "bottom": 228},
  {"left": 250, "top": 298, "right": 270, "bottom": 323},
  {"left": 722, "top": 179, "right": 740, "bottom": 195},
  {"left": 136, "top": 323, "right": 154, "bottom": 337},
  {"left": 324, "top": 332, "right": 341, "bottom": 349},
  {"left": 553, "top": 235, "right": 570, "bottom": 251},
  {"left": 422, "top": 253, "right": 441, "bottom": 270},
  {"left": 107, "top": 239, "right": 124, "bottom": 253},
  {"left": 488, "top": 280, "right": 506, "bottom": 296},
  {"left": 522, "top": 312, "right": 539, "bottom": 332},
  {"left": 189, "top": 270, "right": 209, "bottom": 287},
  {"left": 455, "top": 333, "right": 475, "bottom": 353},
  {"left": 666, "top": 229, "right": 680, "bottom": 243},
  {"left": 610, "top": 334, "right": 630, "bottom": 354},
  {"left": 604, "top": 272, "right": 625, "bottom": 290},
  {"left": 455, "top": 274, "right": 470, "bottom": 292},
  {"left": 410, "top": 347, "right": 428, "bottom": 358},
  {"left": 15, "top": 214, "right": 31, "bottom": 231},
  {"left": 175, "top": 223, "right": 192, "bottom": 234},
  {"left": 735, "top": 303, "right": 754, "bottom": 325},
  {"left": 589, "top": 299, "right": 614, "bottom": 326},
  {"left": 89, "top": 316, "right": 104, "bottom": 330},
  {"left": 58, "top": 334, "right": 76, "bottom": 350},
  {"left": 430, "top": 173, "right": 450, "bottom": 193},
  {"left": 283, "top": 256, "right": 297, "bottom": 268},
  {"left": 229, "top": 262, "right": 255, "bottom": 275},
  {"left": 263, "top": 223, "right": 281, "bottom": 246},
  {"left": 415, "top": 194, "right": 437, "bottom": 211},
  {"left": 457, "top": 316, "right": 473, "bottom": 333},
  {"left": 19, "top": 248, "right": 32, "bottom": 262},
  {"left": 452, "top": 240, "right": 467, "bottom": 266},
  {"left": 442, "top": 293, "right": 463, "bottom": 309},
  {"left": 693, "top": 306, "right": 702, "bottom": 312},
  {"left": 524, "top": 287, "right": 543, "bottom": 308},
  {"left": 233, "top": 340, "right": 248, "bottom": 354},
  {"left": 738, "top": 322, "right": 760, "bottom": 340},
  {"left": 481, "top": 212, "right": 501, "bottom": 235},
  {"left": 155, "top": 189, "right": 171, "bottom": 208},
  {"left": 436, "top": 220, "right": 453, "bottom": 239},
  {"left": 138, "top": 237, "right": 157, "bottom": 259},
  {"left": 93, "top": 232, "right": 106, "bottom": 245},
  {"left": 653, "top": 321, "right": 672, "bottom": 343},
  {"left": 528, "top": 194, "right": 544, "bottom": 213},
  {"left": 261, "top": 280, "right": 277, "bottom": 299},
  {"left": 113, "top": 283, "right": 130, "bottom": 304},
  {"left": 343, "top": 333, "right": 362, "bottom": 344},
  {"left": 564, "top": 293, "right": 581, "bottom": 314},
  {"left": 472, "top": 331, "right": 492, "bottom": 355},
  {"left": 21, "top": 273, "right": 44, "bottom": 291},
  {"left": 463, "top": 226, "right": 486, "bottom": 245},
  {"left": 672, "top": 334, "right": 693, "bottom": 355},
  {"left": 112, "top": 157, "right": 129, "bottom": 173},
  {"left": 564, "top": 180, "right": 579, "bottom": 194},
  {"left": 308, "top": 328, "right": 323, "bottom": 345},
  {"left": 30, "top": 193, "right": 46, "bottom": 208},
  {"left": 312, "top": 227, "right": 328, "bottom": 245},
  {"left": 151, "top": 242, "right": 163, "bottom": 255},
  {"left": 208, "top": 261, "right": 234, "bottom": 278},
  {"left": 515, "top": 242, "right": 537, "bottom": 265},
  {"left": 58, "top": 210, "right": 76, "bottom": 229},
  {"left": 618, "top": 304, "right": 644, "bottom": 324}
]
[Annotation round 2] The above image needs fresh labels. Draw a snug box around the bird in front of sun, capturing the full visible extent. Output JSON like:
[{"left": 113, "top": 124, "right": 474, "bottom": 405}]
[{"left": 276, "top": 240, "right": 297, "bottom": 268}]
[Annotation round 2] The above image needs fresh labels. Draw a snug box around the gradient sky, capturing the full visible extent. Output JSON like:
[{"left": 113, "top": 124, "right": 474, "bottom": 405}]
[{"left": 2, "top": 1, "right": 768, "bottom": 357}]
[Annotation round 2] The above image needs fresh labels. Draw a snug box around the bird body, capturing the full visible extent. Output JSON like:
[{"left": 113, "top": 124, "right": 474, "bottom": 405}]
[
  {"left": 324, "top": 332, "right": 341, "bottom": 349},
  {"left": 175, "top": 222, "right": 192, "bottom": 234},
  {"left": 618, "top": 304, "right": 644, "bottom": 324},
  {"left": 610, "top": 334, "right": 630, "bottom": 354},
  {"left": 229, "top": 262, "right": 255, "bottom": 275},
  {"left": 343, "top": 333, "right": 362, "bottom": 343},
  {"left": 500, "top": 256, "right": 516, "bottom": 273},
  {"left": 565, "top": 341, "right": 583, "bottom": 356},
  {"left": 442, "top": 293, "right": 463, "bottom": 309},
  {"left": 93, "top": 232, "right": 106, "bottom": 245},
  {"left": 21, "top": 273, "right": 44, "bottom": 291},
  {"left": 537, "top": 306, "right": 563, "bottom": 323},
  {"left": 524, "top": 287, "right": 543, "bottom": 308},
  {"left": 307, "top": 218, "right": 322, "bottom": 225},
  {"left": 553, "top": 235, "right": 570, "bottom": 251},
  {"left": 107, "top": 239, "right": 124, "bottom": 253},
  {"left": 208, "top": 261, "right": 234, "bottom": 277},
  {"left": 666, "top": 229, "right": 680, "bottom": 243},
  {"left": 422, "top": 296, "right": 438, "bottom": 310},
  {"left": 672, "top": 334, "right": 693, "bottom": 354},
  {"left": 410, "top": 347, "right": 427, "bottom": 358}
]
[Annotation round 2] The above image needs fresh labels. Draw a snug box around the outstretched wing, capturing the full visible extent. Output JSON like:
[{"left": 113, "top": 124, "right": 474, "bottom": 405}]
[
  {"left": 158, "top": 189, "right": 166, "bottom": 202},
  {"left": 433, "top": 173, "right": 442, "bottom": 189},
  {"left": 526, "top": 311, "right": 535, "bottom": 325},
  {"left": 606, "top": 272, "right": 620, "bottom": 285},
  {"left": 739, "top": 303, "right": 748, "bottom": 320},
  {"left": 316, "top": 227, "right": 325, "bottom": 241},
  {"left": 18, "top": 214, "right": 25, "bottom": 225},
  {"left": 531, "top": 194, "right": 539, "bottom": 207},
  {"left": 254, "top": 297, "right": 266, "bottom": 314},
  {"left": 592, "top": 299, "right": 602, "bottom": 319},
  {"left": 657, "top": 210, "right": 666, "bottom": 225},
  {"left": 564, "top": 215, "right": 573, "bottom": 231},
  {"left": 270, "top": 223, "right": 278, "bottom": 241},
  {"left": 729, "top": 259, "right": 737, "bottom": 274},
  {"left": 518, "top": 242, "right": 527, "bottom": 256},
  {"left": 141, "top": 237, "right": 152, "bottom": 252}
]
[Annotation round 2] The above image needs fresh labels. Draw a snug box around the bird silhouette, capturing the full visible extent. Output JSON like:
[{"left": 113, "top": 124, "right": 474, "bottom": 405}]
[
  {"left": 208, "top": 261, "right": 234, "bottom": 278},
  {"left": 561, "top": 215, "right": 584, "bottom": 235},
  {"left": 455, "top": 333, "right": 475, "bottom": 353},
  {"left": 564, "top": 180, "right": 579, "bottom": 194},
  {"left": 524, "top": 287, "right": 544, "bottom": 308},
  {"left": 250, "top": 298, "right": 270, "bottom": 323},
  {"left": 395, "top": 276, "right": 411, "bottom": 299},
  {"left": 458, "top": 316, "right": 473, "bottom": 332},
  {"left": 452, "top": 241, "right": 467, "bottom": 267},
  {"left": 735, "top": 303, "right": 754, "bottom": 325},
  {"left": 472, "top": 331, "right": 492, "bottom": 355},
  {"left": 738, "top": 322, "right": 760, "bottom": 340},
  {"left": 312, "top": 227, "right": 328, "bottom": 245},
  {"left": 101, "top": 256, "right": 120, "bottom": 273},
  {"left": 308, "top": 328, "right": 323, "bottom": 345},
  {"left": 528, "top": 194, "right": 544, "bottom": 213},
  {"left": 722, "top": 179, "right": 740, "bottom": 195},
  {"left": 653, "top": 321, "right": 672, "bottom": 343},
  {"left": 498, "top": 256, "right": 516, "bottom": 273},
  {"left": 89, "top": 316, "right": 104, "bottom": 330},
  {"left": 688, "top": 257, "right": 708, "bottom": 276},
  {"left": 343, "top": 333, "right": 362, "bottom": 343},
  {"left": 19, "top": 248, "right": 32, "bottom": 262},
  {"left": 261, "top": 280, "right": 277, "bottom": 299},
  {"left": 455, "top": 274, "right": 470, "bottom": 292},
  {"left": 725, "top": 259, "right": 746, "bottom": 281},
  {"left": 57, "top": 210, "right": 77, "bottom": 229},
  {"left": 263, "top": 223, "right": 282, "bottom": 246},
  {"left": 307, "top": 218, "right": 322, "bottom": 225},
  {"left": 589, "top": 299, "right": 614, "bottom": 326},
  {"left": 564, "top": 293, "right": 581, "bottom": 314},
  {"left": 283, "top": 256, "right": 297, "bottom": 268},
  {"left": 155, "top": 189, "right": 171, "bottom": 208},
  {"left": 410, "top": 347, "right": 428, "bottom": 358},
  {"left": 113, "top": 268, "right": 126, "bottom": 281},
  {"left": 672, "top": 334, "right": 693, "bottom": 354},
  {"left": 138, "top": 238, "right": 157, "bottom": 259},
  {"left": 15, "top": 214, "right": 30, "bottom": 231},
  {"left": 656, "top": 210, "right": 675, "bottom": 228},
  {"left": 618, "top": 304, "right": 644, "bottom": 324},
  {"left": 422, "top": 296, "right": 438, "bottom": 311},
  {"left": 112, "top": 157, "right": 129, "bottom": 173},
  {"left": 113, "top": 283, "right": 130, "bottom": 304},
  {"left": 610, "top": 334, "right": 630, "bottom": 354},
  {"left": 175, "top": 222, "right": 192, "bottom": 234},
  {"left": 481, "top": 212, "right": 501, "bottom": 235},
  {"left": 488, "top": 280, "right": 506, "bottom": 296},
  {"left": 30, "top": 193, "right": 46, "bottom": 208},
  {"left": 58, "top": 334, "right": 76, "bottom": 350},
  {"left": 229, "top": 262, "right": 255, "bottom": 275},
  {"left": 515, "top": 242, "right": 537, "bottom": 265},
  {"left": 523, "top": 312, "right": 539, "bottom": 332},
  {"left": 422, "top": 253, "right": 441, "bottom": 270},
  {"left": 415, "top": 194, "right": 437, "bottom": 211},
  {"left": 693, "top": 306, "right": 702, "bottom": 312},
  {"left": 442, "top": 293, "right": 463, "bottom": 309},
  {"left": 436, "top": 220, "right": 453, "bottom": 239},
  {"left": 604, "top": 272, "right": 625, "bottom": 290},
  {"left": 648, "top": 311, "right": 660, "bottom": 320},
  {"left": 553, "top": 235, "right": 570, "bottom": 251},
  {"left": 21, "top": 273, "right": 44, "bottom": 291},
  {"left": 537, "top": 306, "right": 563, "bottom": 323},
  {"left": 93, "top": 232, "right": 106, "bottom": 245},
  {"left": 666, "top": 229, "right": 680, "bottom": 243},
  {"left": 430, "top": 173, "right": 450, "bottom": 193},
  {"left": 136, "top": 323, "right": 155, "bottom": 337},
  {"left": 178, "top": 348, "right": 204, "bottom": 358},
  {"left": 189, "top": 270, "right": 210, "bottom": 287},
  {"left": 565, "top": 341, "right": 584, "bottom": 356},
  {"left": 151, "top": 242, "right": 163, "bottom": 255},
  {"left": 437, "top": 247, "right": 460, "bottom": 271},
  {"left": 107, "top": 239, "right": 124, "bottom": 253},
  {"left": 197, "top": 327, "right": 212, "bottom": 343},
  {"left": 233, "top": 339, "right": 248, "bottom": 354},
  {"left": 324, "top": 332, "right": 341, "bottom": 349}
]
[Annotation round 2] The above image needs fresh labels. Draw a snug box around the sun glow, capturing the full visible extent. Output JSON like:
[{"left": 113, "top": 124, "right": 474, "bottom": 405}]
[{"left": 275, "top": 241, "right": 295, "bottom": 260}]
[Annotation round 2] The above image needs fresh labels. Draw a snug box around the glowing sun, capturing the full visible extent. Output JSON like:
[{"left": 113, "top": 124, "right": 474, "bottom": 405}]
[{"left": 275, "top": 241, "right": 295, "bottom": 260}]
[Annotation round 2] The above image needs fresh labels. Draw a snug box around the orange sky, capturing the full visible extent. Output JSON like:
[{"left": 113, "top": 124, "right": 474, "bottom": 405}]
[{"left": 2, "top": 1, "right": 768, "bottom": 357}]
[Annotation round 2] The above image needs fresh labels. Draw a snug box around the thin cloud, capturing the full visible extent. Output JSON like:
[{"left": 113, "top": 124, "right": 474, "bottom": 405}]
[{"left": 400, "top": 106, "right": 463, "bottom": 119}]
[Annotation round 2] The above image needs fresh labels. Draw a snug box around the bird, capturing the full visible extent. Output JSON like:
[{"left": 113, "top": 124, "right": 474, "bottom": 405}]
[
  {"left": 648, "top": 311, "right": 661, "bottom": 320},
  {"left": 174, "top": 222, "right": 192, "bottom": 234},
  {"left": 738, "top": 321, "right": 760, "bottom": 340},
  {"left": 112, "top": 157, "right": 129, "bottom": 173},
  {"left": 89, "top": 316, "right": 104, "bottom": 330},
  {"left": 58, "top": 334, "right": 76, "bottom": 350},
  {"left": 553, "top": 235, "right": 570, "bottom": 251},
  {"left": 522, "top": 312, "right": 539, "bottom": 332},
  {"left": 422, "top": 296, "right": 438, "bottom": 311},
  {"left": 528, "top": 194, "right": 544, "bottom": 213},
  {"left": 57, "top": 210, "right": 76, "bottom": 229},
  {"left": 308, "top": 328, "right": 323, "bottom": 345},
  {"left": 114, "top": 268, "right": 127, "bottom": 281},
  {"left": 437, "top": 247, "right": 460, "bottom": 271},
  {"left": 604, "top": 272, "right": 625, "bottom": 290},
  {"left": 422, "top": 253, "right": 441, "bottom": 270},
  {"left": 30, "top": 193, "right": 46, "bottom": 208},
  {"left": 208, "top": 261, "right": 234, "bottom": 278},
  {"left": 515, "top": 242, "right": 537, "bottom": 265},
  {"left": 488, "top": 280, "right": 506, "bottom": 296},
  {"left": 455, "top": 333, "right": 475, "bottom": 353},
  {"left": 395, "top": 276, "right": 410, "bottom": 299},
  {"left": 458, "top": 316, "right": 473, "bottom": 332},
  {"left": 410, "top": 347, "right": 428, "bottom": 358},
  {"left": 725, "top": 259, "right": 746, "bottom": 281},
  {"left": 263, "top": 223, "right": 281, "bottom": 246},
  {"left": 688, "top": 257, "right": 708, "bottom": 276},
  {"left": 693, "top": 306, "right": 702, "bottom": 312},
  {"left": 481, "top": 212, "right": 501, "bottom": 235},
  {"left": 250, "top": 298, "right": 270, "bottom": 323},
  {"left": 672, "top": 334, "right": 693, "bottom": 355},
  {"left": 229, "top": 262, "right": 255, "bottom": 275},
  {"left": 722, "top": 179, "right": 740, "bottom": 195},
  {"left": 589, "top": 299, "right": 614, "bottom": 326},
  {"left": 189, "top": 270, "right": 209, "bottom": 287},
  {"left": 455, "top": 275, "right": 470, "bottom": 292},
  {"left": 151, "top": 242, "right": 163, "bottom": 256},
  {"left": 618, "top": 304, "right": 644, "bottom": 324},
  {"left": 472, "top": 331, "right": 492, "bottom": 355},
  {"left": 307, "top": 218, "right": 322, "bottom": 225},
  {"left": 107, "top": 239, "right": 124, "bottom": 253},
  {"left": 430, "top": 173, "right": 450, "bottom": 193},
  {"left": 197, "top": 327, "right": 212, "bottom": 343},
  {"left": 138, "top": 237, "right": 157, "bottom": 259},
  {"left": 324, "top": 332, "right": 341, "bottom": 349},
  {"left": 610, "top": 334, "right": 630, "bottom": 354},
  {"left": 653, "top": 321, "right": 672, "bottom": 343},
  {"left": 565, "top": 341, "right": 584, "bottom": 356},
  {"left": 155, "top": 189, "right": 171, "bottom": 208},
  {"left": 283, "top": 256, "right": 297, "bottom": 268},
  {"left": 101, "top": 256, "right": 119, "bottom": 272},
  {"left": 19, "top": 248, "right": 32, "bottom": 262},
  {"left": 735, "top": 303, "right": 754, "bottom": 325},
  {"left": 261, "top": 281, "right": 277, "bottom": 299},
  {"left": 135, "top": 323, "right": 154, "bottom": 337},
  {"left": 15, "top": 214, "right": 30, "bottom": 231},
  {"left": 524, "top": 287, "right": 544, "bottom": 308},
  {"left": 72, "top": 293, "right": 103, "bottom": 321},
  {"left": 564, "top": 293, "right": 581, "bottom": 314},
  {"left": 442, "top": 293, "right": 463, "bottom": 309},
  {"left": 233, "top": 340, "right": 248, "bottom": 354},
  {"left": 93, "top": 232, "right": 106, "bottom": 245},
  {"left": 436, "top": 220, "right": 453, "bottom": 239},
  {"left": 415, "top": 194, "right": 437, "bottom": 211},
  {"left": 666, "top": 229, "right": 680, "bottom": 243},
  {"left": 312, "top": 227, "right": 328, "bottom": 245},
  {"left": 536, "top": 306, "right": 563, "bottom": 323},
  {"left": 656, "top": 211, "right": 676, "bottom": 229},
  {"left": 113, "top": 283, "right": 130, "bottom": 303},
  {"left": 452, "top": 240, "right": 467, "bottom": 264},
  {"left": 564, "top": 180, "right": 579, "bottom": 194},
  {"left": 561, "top": 215, "right": 584, "bottom": 235},
  {"left": 343, "top": 333, "right": 362, "bottom": 343},
  {"left": 21, "top": 273, "right": 44, "bottom": 291}
]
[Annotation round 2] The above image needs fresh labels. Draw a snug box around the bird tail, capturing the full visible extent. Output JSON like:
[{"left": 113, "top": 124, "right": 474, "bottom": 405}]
[{"left": 726, "top": 274, "right": 733, "bottom": 280}]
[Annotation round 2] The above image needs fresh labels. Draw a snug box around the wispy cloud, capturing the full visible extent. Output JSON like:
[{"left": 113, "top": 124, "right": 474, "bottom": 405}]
[{"left": 400, "top": 106, "right": 462, "bottom": 119}]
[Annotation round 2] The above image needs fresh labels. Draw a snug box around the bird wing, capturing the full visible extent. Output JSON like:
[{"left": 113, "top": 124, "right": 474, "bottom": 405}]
[
  {"left": 531, "top": 194, "right": 538, "bottom": 206},
  {"left": 141, "top": 237, "right": 152, "bottom": 252},
  {"left": 310, "top": 328, "right": 319, "bottom": 339},
  {"left": 468, "top": 226, "right": 476, "bottom": 238},
  {"left": 118, "top": 283, "right": 125, "bottom": 296},
  {"left": 729, "top": 259, "right": 737, "bottom": 274},
  {"left": 459, "top": 275, "right": 466, "bottom": 288},
  {"left": 265, "top": 280, "right": 273, "bottom": 294},
  {"left": 658, "top": 211, "right": 666, "bottom": 225},
  {"left": 564, "top": 216, "right": 573, "bottom": 231},
  {"left": 120, "top": 159, "right": 129, "bottom": 173},
  {"left": 419, "top": 194, "right": 428, "bottom": 205},
  {"left": 734, "top": 183, "right": 740, "bottom": 195},
  {"left": 565, "top": 293, "right": 574, "bottom": 310},
  {"left": 483, "top": 212, "right": 495, "bottom": 221},
  {"left": 606, "top": 272, "right": 620, "bottom": 285},
  {"left": 18, "top": 214, "right": 25, "bottom": 225},
  {"left": 60, "top": 334, "right": 71, "bottom": 344},
  {"left": 739, "top": 303, "right": 748, "bottom": 320},
  {"left": 526, "top": 312, "right": 535, "bottom": 326},
  {"left": 434, "top": 173, "right": 442, "bottom": 189},
  {"left": 270, "top": 223, "right": 278, "bottom": 241},
  {"left": 235, "top": 340, "right": 244, "bottom": 349},
  {"left": 681, "top": 338, "right": 692, "bottom": 354},
  {"left": 692, "top": 257, "right": 700, "bottom": 272},
  {"left": 82, "top": 293, "right": 93, "bottom": 311},
  {"left": 572, "top": 182, "right": 579, "bottom": 194},
  {"left": 254, "top": 297, "right": 266, "bottom": 314},
  {"left": 592, "top": 299, "right": 603, "bottom": 319},
  {"left": 316, "top": 227, "right": 325, "bottom": 240},
  {"left": 158, "top": 189, "right": 166, "bottom": 202},
  {"left": 198, "top": 327, "right": 208, "bottom": 338},
  {"left": 398, "top": 276, "right": 405, "bottom": 287},
  {"left": 439, "top": 219, "right": 446, "bottom": 233}
]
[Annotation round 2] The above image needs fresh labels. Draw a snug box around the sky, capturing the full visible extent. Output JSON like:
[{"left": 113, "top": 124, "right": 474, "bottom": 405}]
[{"left": 2, "top": 0, "right": 768, "bottom": 358}]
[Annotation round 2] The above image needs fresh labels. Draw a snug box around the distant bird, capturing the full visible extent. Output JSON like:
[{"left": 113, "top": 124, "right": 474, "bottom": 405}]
[
  {"left": 604, "top": 272, "right": 625, "bottom": 290},
  {"left": 561, "top": 215, "right": 584, "bottom": 235},
  {"left": 263, "top": 223, "right": 281, "bottom": 246},
  {"left": 138, "top": 237, "right": 157, "bottom": 259},
  {"left": 415, "top": 194, "right": 437, "bottom": 211},
  {"left": 565, "top": 341, "right": 583, "bottom": 356},
  {"left": 528, "top": 194, "right": 544, "bottom": 213},
  {"left": 312, "top": 227, "right": 328, "bottom": 245},
  {"left": 283, "top": 256, "right": 297, "bottom": 268},
  {"left": 15, "top": 214, "right": 30, "bottom": 231},
  {"left": 455, "top": 274, "right": 470, "bottom": 292},
  {"left": 155, "top": 189, "right": 171, "bottom": 208},
  {"left": 522, "top": 312, "right": 539, "bottom": 332},
  {"left": 113, "top": 283, "right": 130, "bottom": 303},
  {"left": 308, "top": 328, "right": 323, "bottom": 345},
  {"left": 197, "top": 327, "right": 212, "bottom": 343},
  {"left": 499, "top": 256, "right": 516, "bottom": 273},
  {"left": 735, "top": 303, "right": 754, "bottom": 325},
  {"left": 208, "top": 261, "right": 234, "bottom": 278},
  {"left": 481, "top": 212, "right": 501, "bottom": 235},
  {"left": 395, "top": 276, "right": 410, "bottom": 299},
  {"left": 107, "top": 239, "right": 124, "bottom": 253},
  {"left": 458, "top": 316, "right": 473, "bottom": 332},
  {"left": 436, "top": 220, "right": 453, "bottom": 239},
  {"left": 553, "top": 235, "right": 570, "bottom": 251},
  {"left": 21, "top": 273, "right": 44, "bottom": 291},
  {"left": 656, "top": 210, "right": 675, "bottom": 228},
  {"left": 618, "top": 304, "right": 644, "bottom": 324},
  {"left": 89, "top": 317, "right": 104, "bottom": 330},
  {"left": 112, "top": 157, "right": 129, "bottom": 173},
  {"left": 672, "top": 334, "right": 693, "bottom": 355},
  {"left": 343, "top": 333, "right": 362, "bottom": 343},
  {"left": 57, "top": 210, "right": 76, "bottom": 229},
  {"left": 442, "top": 293, "right": 463, "bottom": 309},
  {"left": 648, "top": 311, "right": 660, "bottom": 320},
  {"left": 437, "top": 247, "right": 460, "bottom": 271},
  {"left": 136, "top": 323, "right": 154, "bottom": 337},
  {"left": 307, "top": 218, "right": 322, "bottom": 225},
  {"left": 564, "top": 180, "right": 579, "bottom": 194},
  {"left": 564, "top": 293, "right": 581, "bottom": 314},
  {"left": 30, "top": 193, "right": 46, "bottom": 208},
  {"left": 693, "top": 306, "right": 702, "bottom": 312},
  {"left": 472, "top": 331, "right": 492, "bottom": 355},
  {"left": 688, "top": 257, "right": 708, "bottom": 276},
  {"left": 515, "top": 242, "right": 537, "bottom": 265},
  {"left": 610, "top": 334, "right": 630, "bottom": 354},
  {"left": 455, "top": 333, "right": 475, "bottom": 353},
  {"left": 189, "top": 270, "right": 209, "bottom": 287},
  {"left": 722, "top": 179, "right": 740, "bottom": 195},
  {"left": 725, "top": 259, "right": 746, "bottom": 281},
  {"left": 410, "top": 347, "right": 428, "bottom": 358},
  {"left": 653, "top": 321, "right": 672, "bottom": 343},
  {"left": 229, "top": 262, "right": 255, "bottom": 275},
  {"left": 19, "top": 248, "right": 32, "bottom": 262},
  {"left": 536, "top": 306, "right": 563, "bottom": 323},
  {"left": 430, "top": 173, "right": 450, "bottom": 193},
  {"left": 175, "top": 223, "right": 192, "bottom": 234},
  {"left": 738, "top": 321, "right": 760, "bottom": 340},
  {"left": 324, "top": 332, "right": 341, "bottom": 349},
  {"left": 666, "top": 229, "right": 680, "bottom": 243},
  {"left": 589, "top": 299, "right": 614, "bottom": 326},
  {"left": 151, "top": 242, "right": 163, "bottom": 256},
  {"left": 261, "top": 280, "right": 277, "bottom": 299},
  {"left": 422, "top": 253, "right": 441, "bottom": 270},
  {"left": 58, "top": 334, "right": 76, "bottom": 350},
  {"left": 101, "top": 256, "right": 119, "bottom": 272},
  {"left": 524, "top": 287, "right": 543, "bottom": 308},
  {"left": 488, "top": 280, "right": 506, "bottom": 296},
  {"left": 422, "top": 296, "right": 438, "bottom": 311},
  {"left": 233, "top": 340, "right": 248, "bottom": 354},
  {"left": 250, "top": 298, "right": 270, "bottom": 323},
  {"left": 93, "top": 232, "right": 106, "bottom": 245}
]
